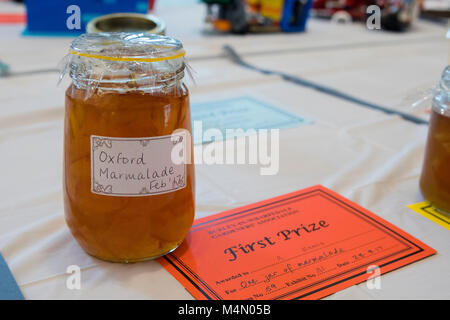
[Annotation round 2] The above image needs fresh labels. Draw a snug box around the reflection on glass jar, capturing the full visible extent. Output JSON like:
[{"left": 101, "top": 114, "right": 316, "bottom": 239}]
[
  {"left": 419, "top": 66, "right": 450, "bottom": 214},
  {"left": 61, "top": 33, "right": 195, "bottom": 262}
]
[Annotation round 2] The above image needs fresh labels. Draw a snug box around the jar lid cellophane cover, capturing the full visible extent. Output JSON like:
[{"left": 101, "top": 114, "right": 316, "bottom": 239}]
[
  {"left": 59, "top": 32, "right": 191, "bottom": 97},
  {"left": 433, "top": 66, "right": 450, "bottom": 117}
]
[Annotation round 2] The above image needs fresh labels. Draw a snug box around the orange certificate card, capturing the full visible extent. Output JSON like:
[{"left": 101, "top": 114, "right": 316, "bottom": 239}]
[{"left": 158, "top": 185, "right": 436, "bottom": 300}]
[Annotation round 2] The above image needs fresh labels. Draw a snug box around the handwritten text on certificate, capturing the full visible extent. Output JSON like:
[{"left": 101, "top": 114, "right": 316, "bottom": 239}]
[{"left": 158, "top": 185, "right": 436, "bottom": 300}]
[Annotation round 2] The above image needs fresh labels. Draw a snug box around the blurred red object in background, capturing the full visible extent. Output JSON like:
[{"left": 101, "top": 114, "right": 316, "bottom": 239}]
[
  {"left": 312, "top": 0, "right": 370, "bottom": 22},
  {"left": 0, "top": 13, "right": 25, "bottom": 24},
  {"left": 312, "top": 0, "right": 420, "bottom": 31},
  {"left": 149, "top": 0, "right": 156, "bottom": 11}
]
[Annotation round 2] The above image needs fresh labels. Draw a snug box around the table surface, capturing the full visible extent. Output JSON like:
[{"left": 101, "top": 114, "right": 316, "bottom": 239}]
[{"left": 0, "top": 1, "right": 449, "bottom": 299}]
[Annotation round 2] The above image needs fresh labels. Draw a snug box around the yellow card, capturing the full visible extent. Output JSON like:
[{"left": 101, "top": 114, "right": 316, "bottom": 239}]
[{"left": 408, "top": 202, "right": 450, "bottom": 230}]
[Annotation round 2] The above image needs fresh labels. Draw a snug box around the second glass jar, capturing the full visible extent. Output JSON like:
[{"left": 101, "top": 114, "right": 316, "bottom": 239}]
[{"left": 419, "top": 66, "right": 450, "bottom": 214}]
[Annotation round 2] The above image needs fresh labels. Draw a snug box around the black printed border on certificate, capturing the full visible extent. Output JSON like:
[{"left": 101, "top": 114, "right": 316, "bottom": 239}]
[
  {"left": 421, "top": 204, "right": 450, "bottom": 227},
  {"left": 163, "top": 187, "right": 425, "bottom": 300}
]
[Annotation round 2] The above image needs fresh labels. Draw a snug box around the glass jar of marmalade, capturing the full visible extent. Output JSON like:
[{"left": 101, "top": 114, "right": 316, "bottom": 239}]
[
  {"left": 61, "top": 33, "right": 195, "bottom": 262},
  {"left": 419, "top": 66, "right": 450, "bottom": 214}
]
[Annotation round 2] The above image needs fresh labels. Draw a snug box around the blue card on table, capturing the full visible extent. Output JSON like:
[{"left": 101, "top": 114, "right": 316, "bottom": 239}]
[
  {"left": 191, "top": 96, "right": 311, "bottom": 144},
  {"left": 0, "top": 253, "right": 24, "bottom": 300}
]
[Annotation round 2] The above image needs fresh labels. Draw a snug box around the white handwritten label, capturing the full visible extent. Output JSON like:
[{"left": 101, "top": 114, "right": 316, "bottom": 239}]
[{"left": 91, "top": 133, "right": 186, "bottom": 197}]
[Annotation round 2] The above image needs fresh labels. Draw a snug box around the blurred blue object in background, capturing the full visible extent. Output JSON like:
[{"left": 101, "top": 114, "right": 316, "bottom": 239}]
[
  {"left": 0, "top": 60, "right": 10, "bottom": 77},
  {"left": 0, "top": 253, "right": 23, "bottom": 300},
  {"left": 24, "top": 0, "right": 148, "bottom": 36},
  {"left": 280, "top": 0, "right": 312, "bottom": 32}
]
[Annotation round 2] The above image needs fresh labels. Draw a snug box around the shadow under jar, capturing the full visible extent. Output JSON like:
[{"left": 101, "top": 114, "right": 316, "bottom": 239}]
[
  {"left": 419, "top": 66, "right": 450, "bottom": 214},
  {"left": 62, "top": 33, "right": 195, "bottom": 262}
]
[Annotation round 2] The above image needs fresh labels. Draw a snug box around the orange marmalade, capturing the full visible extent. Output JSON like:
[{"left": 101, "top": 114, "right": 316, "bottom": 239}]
[
  {"left": 62, "top": 33, "right": 195, "bottom": 262},
  {"left": 420, "top": 109, "right": 450, "bottom": 214}
]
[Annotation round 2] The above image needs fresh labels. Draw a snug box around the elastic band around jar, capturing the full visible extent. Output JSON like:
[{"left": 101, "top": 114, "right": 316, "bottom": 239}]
[{"left": 68, "top": 48, "right": 186, "bottom": 63}]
